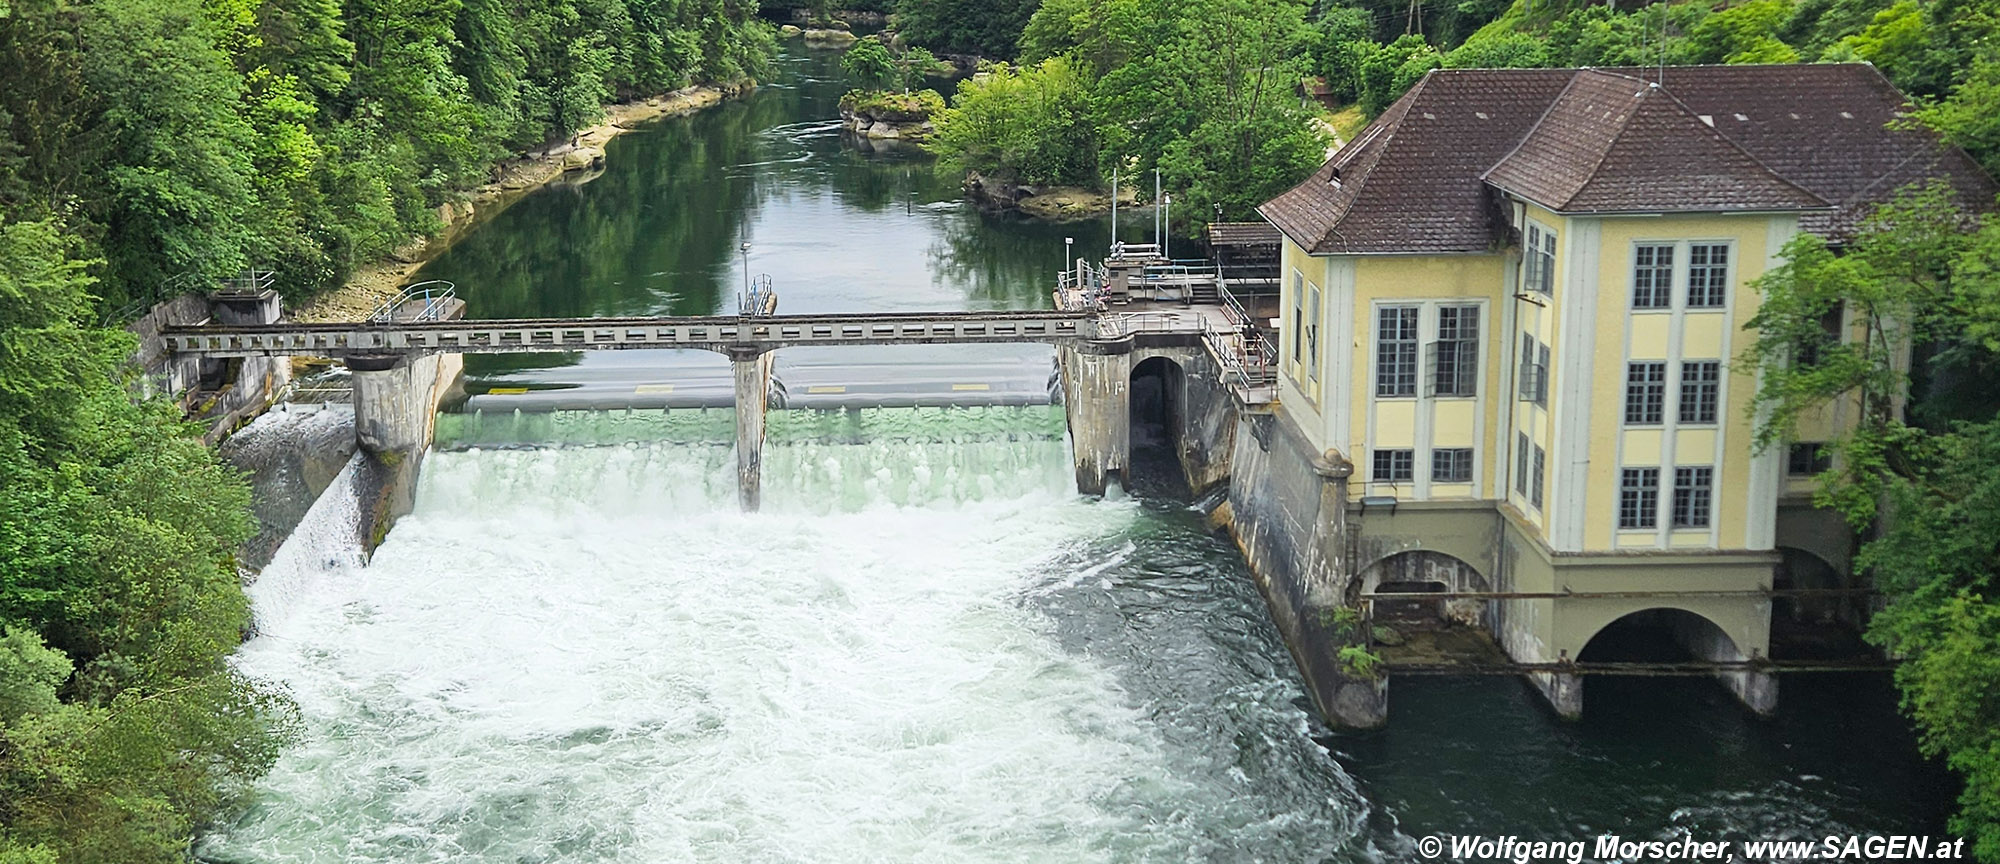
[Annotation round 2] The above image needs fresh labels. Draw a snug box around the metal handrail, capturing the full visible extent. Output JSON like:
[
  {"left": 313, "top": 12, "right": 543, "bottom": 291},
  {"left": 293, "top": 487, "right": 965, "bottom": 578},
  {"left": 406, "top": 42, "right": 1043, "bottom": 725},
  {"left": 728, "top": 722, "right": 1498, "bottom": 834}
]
[
  {"left": 1096, "top": 311, "right": 1186, "bottom": 339},
  {"left": 739, "top": 274, "right": 776, "bottom": 316},
  {"left": 370, "top": 280, "right": 457, "bottom": 323},
  {"left": 1200, "top": 316, "right": 1278, "bottom": 389}
]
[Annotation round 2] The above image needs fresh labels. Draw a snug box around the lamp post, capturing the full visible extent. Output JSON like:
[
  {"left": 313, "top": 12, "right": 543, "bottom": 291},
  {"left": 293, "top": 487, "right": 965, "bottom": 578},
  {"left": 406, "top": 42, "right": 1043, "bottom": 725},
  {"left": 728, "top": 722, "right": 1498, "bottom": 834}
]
[{"left": 739, "top": 241, "right": 751, "bottom": 309}]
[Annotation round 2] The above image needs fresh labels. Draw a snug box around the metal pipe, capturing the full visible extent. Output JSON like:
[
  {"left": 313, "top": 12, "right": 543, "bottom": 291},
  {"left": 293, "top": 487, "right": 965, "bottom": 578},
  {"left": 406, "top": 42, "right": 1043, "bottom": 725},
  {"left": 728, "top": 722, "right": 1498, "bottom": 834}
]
[{"left": 1360, "top": 587, "right": 1878, "bottom": 601}]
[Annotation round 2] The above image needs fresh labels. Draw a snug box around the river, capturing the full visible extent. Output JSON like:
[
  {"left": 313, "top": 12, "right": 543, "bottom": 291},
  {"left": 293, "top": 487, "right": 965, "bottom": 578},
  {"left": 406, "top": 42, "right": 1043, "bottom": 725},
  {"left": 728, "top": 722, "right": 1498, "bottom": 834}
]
[{"left": 199, "top": 40, "right": 1954, "bottom": 863}]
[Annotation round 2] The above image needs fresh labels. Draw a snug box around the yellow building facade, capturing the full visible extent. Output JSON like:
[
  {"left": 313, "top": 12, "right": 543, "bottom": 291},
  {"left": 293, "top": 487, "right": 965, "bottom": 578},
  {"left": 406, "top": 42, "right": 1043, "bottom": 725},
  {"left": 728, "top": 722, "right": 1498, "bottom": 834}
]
[{"left": 1257, "top": 64, "right": 1995, "bottom": 717}]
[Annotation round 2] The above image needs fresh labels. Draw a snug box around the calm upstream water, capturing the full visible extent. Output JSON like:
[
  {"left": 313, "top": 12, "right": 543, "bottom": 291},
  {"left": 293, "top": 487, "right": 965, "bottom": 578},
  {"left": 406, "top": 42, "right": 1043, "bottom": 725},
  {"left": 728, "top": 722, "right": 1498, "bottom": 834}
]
[{"left": 200, "top": 41, "right": 1954, "bottom": 863}]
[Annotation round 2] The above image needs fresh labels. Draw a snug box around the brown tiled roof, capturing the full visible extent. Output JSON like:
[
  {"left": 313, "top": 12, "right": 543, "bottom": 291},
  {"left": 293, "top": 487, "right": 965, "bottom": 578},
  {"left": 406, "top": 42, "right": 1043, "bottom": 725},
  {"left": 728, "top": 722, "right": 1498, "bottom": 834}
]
[
  {"left": 1640, "top": 63, "right": 1995, "bottom": 237},
  {"left": 1483, "top": 70, "right": 1827, "bottom": 214},
  {"left": 1207, "top": 221, "right": 1282, "bottom": 246},
  {"left": 1258, "top": 64, "right": 1995, "bottom": 255}
]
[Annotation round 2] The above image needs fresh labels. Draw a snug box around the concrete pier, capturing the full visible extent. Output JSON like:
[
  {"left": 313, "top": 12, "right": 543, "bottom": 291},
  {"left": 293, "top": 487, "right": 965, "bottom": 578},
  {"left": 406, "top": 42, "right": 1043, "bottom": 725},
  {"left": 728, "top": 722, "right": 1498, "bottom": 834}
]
[
  {"left": 347, "top": 298, "right": 466, "bottom": 550},
  {"left": 1057, "top": 343, "right": 1131, "bottom": 495},
  {"left": 733, "top": 349, "right": 773, "bottom": 512}
]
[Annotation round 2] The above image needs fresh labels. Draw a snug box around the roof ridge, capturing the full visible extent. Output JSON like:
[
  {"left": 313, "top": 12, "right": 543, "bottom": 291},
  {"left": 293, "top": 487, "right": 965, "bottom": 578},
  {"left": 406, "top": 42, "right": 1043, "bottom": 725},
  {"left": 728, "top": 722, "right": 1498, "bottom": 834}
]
[
  {"left": 1563, "top": 72, "right": 1653, "bottom": 210},
  {"left": 1479, "top": 70, "right": 1615, "bottom": 203}
]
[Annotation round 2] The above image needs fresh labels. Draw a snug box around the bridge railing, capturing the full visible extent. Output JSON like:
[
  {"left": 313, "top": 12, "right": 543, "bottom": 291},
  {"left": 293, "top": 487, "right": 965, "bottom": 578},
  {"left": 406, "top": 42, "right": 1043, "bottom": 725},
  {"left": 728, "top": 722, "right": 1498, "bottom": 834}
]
[
  {"left": 370, "top": 280, "right": 458, "bottom": 323},
  {"left": 1201, "top": 316, "right": 1277, "bottom": 391},
  {"left": 1095, "top": 310, "right": 1192, "bottom": 339}
]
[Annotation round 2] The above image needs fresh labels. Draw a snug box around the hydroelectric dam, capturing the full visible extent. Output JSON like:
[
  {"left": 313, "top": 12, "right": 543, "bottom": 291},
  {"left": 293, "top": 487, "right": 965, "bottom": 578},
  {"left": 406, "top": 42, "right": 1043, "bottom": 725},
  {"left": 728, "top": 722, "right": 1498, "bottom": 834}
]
[{"left": 169, "top": 38, "right": 1946, "bottom": 859}]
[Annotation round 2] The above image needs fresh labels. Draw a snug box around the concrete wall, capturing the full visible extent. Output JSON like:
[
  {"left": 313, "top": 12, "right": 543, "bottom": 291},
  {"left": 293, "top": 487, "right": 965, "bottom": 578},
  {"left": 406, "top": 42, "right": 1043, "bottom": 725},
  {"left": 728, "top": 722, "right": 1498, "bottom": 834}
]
[
  {"left": 1497, "top": 511, "right": 1777, "bottom": 717},
  {"left": 1224, "top": 406, "right": 1386, "bottom": 728},
  {"left": 131, "top": 293, "right": 292, "bottom": 444},
  {"left": 351, "top": 350, "right": 464, "bottom": 549},
  {"left": 220, "top": 406, "right": 359, "bottom": 571},
  {"left": 1171, "top": 348, "right": 1235, "bottom": 495}
]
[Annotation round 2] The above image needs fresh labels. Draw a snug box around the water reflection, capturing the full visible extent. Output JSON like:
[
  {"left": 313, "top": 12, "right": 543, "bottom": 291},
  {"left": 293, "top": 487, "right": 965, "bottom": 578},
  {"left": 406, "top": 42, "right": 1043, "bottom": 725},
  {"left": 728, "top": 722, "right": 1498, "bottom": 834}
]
[{"left": 415, "top": 45, "right": 1150, "bottom": 393}]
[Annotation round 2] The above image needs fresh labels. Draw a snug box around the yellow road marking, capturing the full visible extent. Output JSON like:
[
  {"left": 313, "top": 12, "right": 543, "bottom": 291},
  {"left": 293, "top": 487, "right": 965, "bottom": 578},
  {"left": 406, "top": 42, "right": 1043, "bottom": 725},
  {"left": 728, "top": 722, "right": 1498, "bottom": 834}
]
[
  {"left": 952, "top": 383, "right": 991, "bottom": 391},
  {"left": 487, "top": 387, "right": 529, "bottom": 395},
  {"left": 634, "top": 384, "right": 675, "bottom": 394},
  {"left": 807, "top": 385, "right": 847, "bottom": 394}
]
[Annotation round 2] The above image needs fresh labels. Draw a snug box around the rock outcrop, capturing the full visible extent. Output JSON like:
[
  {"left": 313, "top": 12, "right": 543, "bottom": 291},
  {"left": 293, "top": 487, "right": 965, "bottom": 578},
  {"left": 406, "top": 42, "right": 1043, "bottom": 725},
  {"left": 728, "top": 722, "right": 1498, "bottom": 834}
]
[{"left": 961, "top": 171, "right": 1138, "bottom": 222}]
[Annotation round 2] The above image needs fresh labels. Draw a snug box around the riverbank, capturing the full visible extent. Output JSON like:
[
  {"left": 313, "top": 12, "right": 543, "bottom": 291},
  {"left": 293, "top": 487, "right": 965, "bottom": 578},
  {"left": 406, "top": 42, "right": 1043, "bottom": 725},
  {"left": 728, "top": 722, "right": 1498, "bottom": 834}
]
[{"left": 293, "top": 81, "right": 751, "bottom": 324}]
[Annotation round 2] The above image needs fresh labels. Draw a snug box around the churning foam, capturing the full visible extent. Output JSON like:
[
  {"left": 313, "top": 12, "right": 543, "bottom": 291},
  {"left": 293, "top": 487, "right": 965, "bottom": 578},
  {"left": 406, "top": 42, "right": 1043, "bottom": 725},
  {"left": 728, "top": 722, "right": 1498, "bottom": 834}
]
[{"left": 204, "top": 420, "right": 1359, "bottom": 863}]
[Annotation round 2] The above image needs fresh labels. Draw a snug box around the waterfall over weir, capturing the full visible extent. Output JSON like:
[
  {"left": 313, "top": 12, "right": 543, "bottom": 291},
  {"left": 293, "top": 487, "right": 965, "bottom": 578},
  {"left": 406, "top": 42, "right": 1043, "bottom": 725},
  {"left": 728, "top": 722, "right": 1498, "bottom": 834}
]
[{"left": 203, "top": 406, "right": 1369, "bottom": 863}]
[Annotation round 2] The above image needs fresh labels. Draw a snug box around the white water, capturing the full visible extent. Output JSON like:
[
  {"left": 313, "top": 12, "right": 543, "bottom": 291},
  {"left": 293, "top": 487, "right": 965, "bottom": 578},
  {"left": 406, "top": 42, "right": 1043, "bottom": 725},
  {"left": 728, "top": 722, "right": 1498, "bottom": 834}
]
[{"left": 203, "top": 433, "right": 1362, "bottom": 863}]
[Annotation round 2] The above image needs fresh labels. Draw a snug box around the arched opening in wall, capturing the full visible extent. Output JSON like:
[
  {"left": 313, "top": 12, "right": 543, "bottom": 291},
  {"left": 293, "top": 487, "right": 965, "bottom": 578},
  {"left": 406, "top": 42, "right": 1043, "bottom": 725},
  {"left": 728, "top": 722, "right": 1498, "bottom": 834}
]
[
  {"left": 1576, "top": 608, "right": 1758, "bottom": 714},
  {"left": 1128, "top": 356, "right": 1187, "bottom": 497},
  {"left": 1357, "top": 550, "right": 1493, "bottom": 637},
  {"left": 1772, "top": 547, "right": 1868, "bottom": 659}
]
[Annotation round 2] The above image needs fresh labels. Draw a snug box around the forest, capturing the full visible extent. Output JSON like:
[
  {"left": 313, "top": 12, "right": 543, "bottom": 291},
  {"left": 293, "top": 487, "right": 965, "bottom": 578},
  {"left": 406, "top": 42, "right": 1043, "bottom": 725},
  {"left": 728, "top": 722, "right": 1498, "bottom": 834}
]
[{"left": 0, "top": 1, "right": 773, "bottom": 860}]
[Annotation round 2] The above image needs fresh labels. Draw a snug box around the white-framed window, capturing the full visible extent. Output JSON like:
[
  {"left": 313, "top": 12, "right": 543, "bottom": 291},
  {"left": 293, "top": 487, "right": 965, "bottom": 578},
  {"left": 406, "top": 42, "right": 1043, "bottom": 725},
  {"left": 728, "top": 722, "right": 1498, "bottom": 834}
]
[
  {"left": 1430, "top": 305, "right": 1480, "bottom": 397},
  {"left": 1672, "top": 466, "right": 1713, "bottom": 528},
  {"left": 1306, "top": 284, "right": 1322, "bottom": 382},
  {"left": 1687, "top": 244, "right": 1730, "bottom": 308},
  {"left": 1633, "top": 244, "right": 1674, "bottom": 309},
  {"left": 1788, "top": 442, "right": 1831, "bottom": 476},
  {"left": 1517, "top": 334, "right": 1546, "bottom": 403},
  {"left": 1525, "top": 223, "right": 1556, "bottom": 295},
  {"left": 1372, "top": 448, "right": 1414, "bottom": 482},
  {"left": 1678, "top": 360, "right": 1720, "bottom": 425},
  {"left": 1536, "top": 343, "right": 1550, "bottom": 407},
  {"left": 1515, "top": 432, "right": 1531, "bottom": 498},
  {"left": 1531, "top": 445, "right": 1545, "bottom": 509},
  {"left": 1375, "top": 306, "right": 1419, "bottom": 397},
  {"left": 1432, "top": 448, "right": 1474, "bottom": 483},
  {"left": 1624, "top": 362, "right": 1667, "bottom": 425},
  {"left": 1619, "top": 468, "right": 1660, "bottom": 529},
  {"left": 1290, "top": 270, "right": 1304, "bottom": 366}
]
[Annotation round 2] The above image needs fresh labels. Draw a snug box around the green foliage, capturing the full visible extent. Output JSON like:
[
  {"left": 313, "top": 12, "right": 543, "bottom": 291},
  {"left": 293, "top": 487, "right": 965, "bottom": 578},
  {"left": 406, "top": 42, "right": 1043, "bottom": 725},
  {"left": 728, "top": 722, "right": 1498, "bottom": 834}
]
[
  {"left": 841, "top": 88, "right": 946, "bottom": 118},
  {"left": 1685, "top": 0, "right": 1796, "bottom": 64},
  {"left": 841, "top": 38, "right": 899, "bottom": 91},
  {"left": 1321, "top": 604, "right": 1361, "bottom": 639},
  {"left": 893, "top": 0, "right": 1041, "bottom": 58},
  {"left": 1857, "top": 421, "right": 2000, "bottom": 862},
  {"left": 899, "top": 46, "right": 943, "bottom": 91},
  {"left": 1746, "top": 183, "right": 2000, "bottom": 524},
  {"left": 930, "top": 59, "right": 1095, "bottom": 185},
  {"left": 1338, "top": 644, "right": 1383, "bottom": 679},
  {"left": 0, "top": 628, "right": 69, "bottom": 725},
  {"left": 1919, "top": 57, "right": 2000, "bottom": 179},
  {"left": 1442, "top": 31, "right": 1551, "bottom": 68},
  {"left": 1746, "top": 186, "right": 2000, "bottom": 856},
  {"left": 0, "top": 0, "right": 775, "bottom": 308},
  {"left": 0, "top": 217, "right": 297, "bottom": 863},
  {"left": 959, "top": 0, "right": 1325, "bottom": 223},
  {"left": 1357, "top": 34, "right": 1439, "bottom": 116}
]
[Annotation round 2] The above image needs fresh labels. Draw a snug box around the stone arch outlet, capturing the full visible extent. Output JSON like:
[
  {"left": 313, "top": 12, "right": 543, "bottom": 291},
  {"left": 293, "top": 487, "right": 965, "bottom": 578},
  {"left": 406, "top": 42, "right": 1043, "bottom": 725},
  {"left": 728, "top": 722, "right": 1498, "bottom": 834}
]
[
  {"left": 1128, "top": 356, "right": 1186, "bottom": 451},
  {"left": 1567, "top": 604, "right": 1776, "bottom": 717},
  {"left": 1773, "top": 545, "right": 1853, "bottom": 631},
  {"left": 1355, "top": 549, "right": 1493, "bottom": 631}
]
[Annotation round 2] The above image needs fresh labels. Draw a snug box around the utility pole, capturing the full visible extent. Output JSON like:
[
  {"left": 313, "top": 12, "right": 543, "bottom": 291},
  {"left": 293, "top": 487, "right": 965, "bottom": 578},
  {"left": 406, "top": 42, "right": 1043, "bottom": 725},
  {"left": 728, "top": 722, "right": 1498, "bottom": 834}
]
[
  {"left": 1110, "top": 163, "right": 1119, "bottom": 252},
  {"left": 1153, "top": 169, "right": 1162, "bottom": 249}
]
